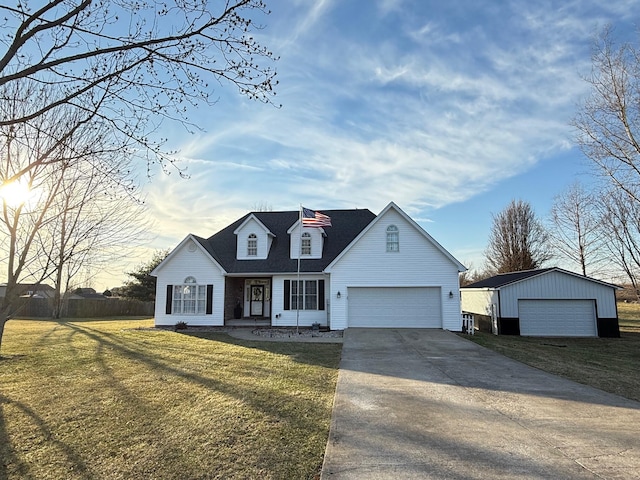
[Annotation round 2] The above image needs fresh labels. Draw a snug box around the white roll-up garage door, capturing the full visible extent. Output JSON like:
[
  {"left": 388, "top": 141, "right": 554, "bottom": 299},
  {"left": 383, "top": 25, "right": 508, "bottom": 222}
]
[
  {"left": 347, "top": 287, "right": 442, "bottom": 328},
  {"left": 519, "top": 299, "right": 597, "bottom": 337}
]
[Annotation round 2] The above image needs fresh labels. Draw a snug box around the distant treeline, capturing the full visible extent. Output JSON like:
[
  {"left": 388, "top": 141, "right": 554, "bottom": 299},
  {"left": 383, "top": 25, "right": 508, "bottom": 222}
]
[{"left": 616, "top": 285, "right": 640, "bottom": 303}]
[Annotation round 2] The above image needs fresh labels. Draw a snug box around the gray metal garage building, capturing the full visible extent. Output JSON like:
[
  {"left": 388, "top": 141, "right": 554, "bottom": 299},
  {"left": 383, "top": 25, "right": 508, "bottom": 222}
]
[{"left": 461, "top": 268, "right": 620, "bottom": 337}]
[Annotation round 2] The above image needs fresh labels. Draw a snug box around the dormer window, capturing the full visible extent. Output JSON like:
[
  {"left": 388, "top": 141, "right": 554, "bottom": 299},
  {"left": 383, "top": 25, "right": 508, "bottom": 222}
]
[
  {"left": 247, "top": 234, "right": 257, "bottom": 256},
  {"left": 386, "top": 225, "right": 399, "bottom": 252},
  {"left": 287, "top": 221, "right": 324, "bottom": 259},
  {"left": 301, "top": 232, "right": 311, "bottom": 255}
]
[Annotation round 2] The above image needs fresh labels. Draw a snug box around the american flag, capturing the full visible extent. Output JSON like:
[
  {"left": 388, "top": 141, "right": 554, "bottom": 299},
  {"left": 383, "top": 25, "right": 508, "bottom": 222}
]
[{"left": 302, "top": 207, "right": 332, "bottom": 227}]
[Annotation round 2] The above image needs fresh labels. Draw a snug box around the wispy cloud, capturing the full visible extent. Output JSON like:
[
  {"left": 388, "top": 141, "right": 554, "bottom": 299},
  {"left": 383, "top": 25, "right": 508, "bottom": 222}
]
[{"left": 128, "top": 0, "right": 639, "bottom": 283}]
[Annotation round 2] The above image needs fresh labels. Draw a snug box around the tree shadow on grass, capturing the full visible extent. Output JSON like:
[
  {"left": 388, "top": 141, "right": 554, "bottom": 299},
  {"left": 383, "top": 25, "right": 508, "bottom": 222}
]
[
  {"left": 2, "top": 321, "right": 340, "bottom": 478},
  {"left": 0, "top": 393, "right": 89, "bottom": 480},
  {"left": 62, "top": 322, "right": 338, "bottom": 428},
  {"left": 177, "top": 330, "right": 342, "bottom": 370},
  {"left": 60, "top": 323, "right": 338, "bottom": 477}
]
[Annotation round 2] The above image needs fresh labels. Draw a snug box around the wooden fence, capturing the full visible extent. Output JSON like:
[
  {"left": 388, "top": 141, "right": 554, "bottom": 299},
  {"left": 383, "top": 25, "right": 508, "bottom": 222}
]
[{"left": 11, "top": 297, "right": 154, "bottom": 318}]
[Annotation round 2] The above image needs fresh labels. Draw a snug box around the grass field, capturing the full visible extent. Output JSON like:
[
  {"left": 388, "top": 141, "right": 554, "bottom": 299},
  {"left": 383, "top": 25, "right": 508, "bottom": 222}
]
[
  {"left": 0, "top": 319, "right": 341, "bottom": 480},
  {"left": 464, "top": 302, "right": 640, "bottom": 402}
]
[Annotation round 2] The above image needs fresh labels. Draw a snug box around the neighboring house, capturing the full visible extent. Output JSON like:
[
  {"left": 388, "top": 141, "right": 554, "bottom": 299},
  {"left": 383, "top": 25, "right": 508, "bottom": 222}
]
[
  {"left": 152, "top": 202, "right": 466, "bottom": 330},
  {"left": 0, "top": 283, "right": 55, "bottom": 299},
  {"left": 461, "top": 268, "right": 620, "bottom": 337},
  {"left": 69, "top": 288, "right": 107, "bottom": 300}
]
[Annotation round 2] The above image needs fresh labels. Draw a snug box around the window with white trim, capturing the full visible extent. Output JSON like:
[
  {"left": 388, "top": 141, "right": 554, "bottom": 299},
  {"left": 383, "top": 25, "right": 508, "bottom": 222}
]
[
  {"left": 286, "top": 279, "right": 324, "bottom": 311},
  {"left": 247, "top": 233, "right": 257, "bottom": 256},
  {"left": 386, "top": 225, "right": 399, "bottom": 252},
  {"left": 301, "top": 232, "right": 311, "bottom": 255},
  {"left": 172, "top": 276, "right": 206, "bottom": 314}
]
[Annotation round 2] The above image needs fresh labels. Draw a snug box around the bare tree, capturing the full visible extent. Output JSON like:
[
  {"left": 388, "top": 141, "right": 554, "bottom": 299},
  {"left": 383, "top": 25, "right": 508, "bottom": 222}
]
[
  {"left": 0, "top": 1, "right": 278, "bottom": 353},
  {"left": 0, "top": 85, "right": 147, "bottom": 349},
  {"left": 485, "top": 199, "right": 552, "bottom": 274},
  {"left": 0, "top": 0, "right": 278, "bottom": 181},
  {"left": 0, "top": 89, "right": 81, "bottom": 341},
  {"left": 251, "top": 201, "right": 273, "bottom": 212},
  {"left": 459, "top": 261, "right": 493, "bottom": 286},
  {"left": 573, "top": 27, "right": 640, "bottom": 204},
  {"left": 548, "top": 182, "right": 606, "bottom": 276},
  {"left": 36, "top": 159, "right": 151, "bottom": 318},
  {"left": 597, "top": 187, "right": 640, "bottom": 300}
]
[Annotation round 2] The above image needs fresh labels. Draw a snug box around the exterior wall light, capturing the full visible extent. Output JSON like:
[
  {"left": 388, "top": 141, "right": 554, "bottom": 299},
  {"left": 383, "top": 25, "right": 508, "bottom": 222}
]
[
  {"left": 449, "top": 291, "right": 454, "bottom": 299},
  {"left": 337, "top": 291, "right": 341, "bottom": 298}
]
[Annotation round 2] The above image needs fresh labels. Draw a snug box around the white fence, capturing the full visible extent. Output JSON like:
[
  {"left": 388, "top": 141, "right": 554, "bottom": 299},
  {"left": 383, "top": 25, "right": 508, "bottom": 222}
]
[{"left": 462, "top": 312, "right": 475, "bottom": 335}]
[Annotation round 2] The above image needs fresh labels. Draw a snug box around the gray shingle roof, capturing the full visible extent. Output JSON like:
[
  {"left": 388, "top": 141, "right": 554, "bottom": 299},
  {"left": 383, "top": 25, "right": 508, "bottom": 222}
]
[
  {"left": 462, "top": 267, "right": 620, "bottom": 290},
  {"left": 194, "top": 209, "right": 376, "bottom": 274},
  {"left": 462, "top": 268, "right": 556, "bottom": 288}
]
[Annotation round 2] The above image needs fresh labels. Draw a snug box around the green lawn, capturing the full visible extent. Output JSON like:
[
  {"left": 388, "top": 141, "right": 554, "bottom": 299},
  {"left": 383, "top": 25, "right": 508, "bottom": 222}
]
[
  {"left": 463, "top": 302, "right": 640, "bottom": 402},
  {"left": 0, "top": 319, "right": 341, "bottom": 480}
]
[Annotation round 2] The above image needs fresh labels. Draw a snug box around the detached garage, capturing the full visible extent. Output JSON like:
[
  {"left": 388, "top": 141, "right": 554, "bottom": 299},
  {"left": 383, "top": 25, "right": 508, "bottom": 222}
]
[{"left": 461, "top": 268, "right": 620, "bottom": 337}]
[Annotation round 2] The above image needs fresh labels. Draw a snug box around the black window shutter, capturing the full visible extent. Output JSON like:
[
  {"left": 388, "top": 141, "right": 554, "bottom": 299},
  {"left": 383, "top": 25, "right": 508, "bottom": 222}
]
[
  {"left": 206, "top": 285, "right": 213, "bottom": 314},
  {"left": 284, "top": 280, "right": 290, "bottom": 310},
  {"left": 166, "top": 285, "right": 173, "bottom": 314},
  {"left": 318, "top": 280, "right": 325, "bottom": 310}
]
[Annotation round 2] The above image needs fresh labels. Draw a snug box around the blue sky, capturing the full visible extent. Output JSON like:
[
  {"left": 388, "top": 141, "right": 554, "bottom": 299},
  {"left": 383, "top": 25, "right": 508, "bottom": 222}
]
[{"left": 100, "top": 0, "right": 638, "bottom": 289}]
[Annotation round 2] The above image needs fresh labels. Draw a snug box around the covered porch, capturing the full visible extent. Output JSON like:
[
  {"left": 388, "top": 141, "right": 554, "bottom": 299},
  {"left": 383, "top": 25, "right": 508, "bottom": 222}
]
[{"left": 224, "top": 277, "right": 272, "bottom": 325}]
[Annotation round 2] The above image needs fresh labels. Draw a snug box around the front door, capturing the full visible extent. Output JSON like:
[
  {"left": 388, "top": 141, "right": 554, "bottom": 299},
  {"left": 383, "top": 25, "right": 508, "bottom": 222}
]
[{"left": 250, "top": 285, "right": 264, "bottom": 316}]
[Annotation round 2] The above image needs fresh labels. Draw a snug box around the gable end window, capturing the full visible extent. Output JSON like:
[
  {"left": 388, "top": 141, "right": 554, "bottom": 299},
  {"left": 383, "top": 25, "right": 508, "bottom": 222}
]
[
  {"left": 283, "top": 279, "right": 325, "bottom": 311},
  {"left": 301, "top": 232, "right": 311, "bottom": 255},
  {"left": 247, "top": 233, "right": 257, "bottom": 256},
  {"left": 386, "top": 225, "right": 399, "bottom": 252},
  {"left": 166, "top": 277, "right": 213, "bottom": 315}
]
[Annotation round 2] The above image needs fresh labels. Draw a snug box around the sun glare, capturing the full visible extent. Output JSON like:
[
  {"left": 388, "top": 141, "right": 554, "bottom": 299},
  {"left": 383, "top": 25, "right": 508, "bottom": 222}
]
[{"left": 0, "top": 180, "right": 34, "bottom": 208}]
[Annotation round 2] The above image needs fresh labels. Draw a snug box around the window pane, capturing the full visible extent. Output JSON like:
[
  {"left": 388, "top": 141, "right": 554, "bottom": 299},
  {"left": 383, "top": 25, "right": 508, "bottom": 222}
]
[
  {"left": 291, "top": 280, "right": 304, "bottom": 310},
  {"left": 197, "top": 285, "right": 206, "bottom": 313},
  {"left": 173, "top": 299, "right": 182, "bottom": 314},
  {"left": 184, "top": 299, "right": 196, "bottom": 313},
  {"left": 304, "top": 280, "right": 317, "bottom": 310},
  {"left": 301, "top": 233, "right": 311, "bottom": 255},
  {"left": 248, "top": 234, "right": 257, "bottom": 256},
  {"left": 183, "top": 285, "right": 195, "bottom": 299},
  {"left": 387, "top": 232, "right": 399, "bottom": 252}
]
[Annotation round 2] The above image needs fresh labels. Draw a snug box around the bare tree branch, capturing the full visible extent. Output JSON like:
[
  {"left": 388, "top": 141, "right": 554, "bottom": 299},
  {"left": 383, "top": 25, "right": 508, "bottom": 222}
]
[
  {"left": 485, "top": 199, "right": 552, "bottom": 274},
  {"left": 573, "top": 27, "right": 640, "bottom": 203},
  {"left": 547, "top": 182, "right": 608, "bottom": 276}
]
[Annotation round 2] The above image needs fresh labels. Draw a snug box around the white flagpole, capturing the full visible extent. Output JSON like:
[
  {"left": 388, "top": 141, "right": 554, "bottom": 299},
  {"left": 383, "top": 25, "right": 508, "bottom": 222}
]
[{"left": 296, "top": 204, "right": 302, "bottom": 334}]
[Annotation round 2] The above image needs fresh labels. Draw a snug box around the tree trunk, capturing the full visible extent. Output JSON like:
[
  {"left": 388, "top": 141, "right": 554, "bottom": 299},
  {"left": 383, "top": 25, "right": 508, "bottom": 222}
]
[{"left": 0, "top": 314, "right": 8, "bottom": 356}]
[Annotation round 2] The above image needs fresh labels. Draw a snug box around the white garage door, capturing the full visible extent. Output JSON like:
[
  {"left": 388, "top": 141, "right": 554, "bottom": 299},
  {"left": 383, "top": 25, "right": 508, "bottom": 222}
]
[
  {"left": 519, "top": 299, "right": 597, "bottom": 337},
  {"left": 347, "top": 287, "right": 442, "bottom": 328}
]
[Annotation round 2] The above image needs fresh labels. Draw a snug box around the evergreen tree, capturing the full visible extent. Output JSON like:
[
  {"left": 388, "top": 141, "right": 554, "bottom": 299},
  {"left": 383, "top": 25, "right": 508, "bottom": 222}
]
[{"left": 120, "top": 250, "right": 169, "bottom": 301}]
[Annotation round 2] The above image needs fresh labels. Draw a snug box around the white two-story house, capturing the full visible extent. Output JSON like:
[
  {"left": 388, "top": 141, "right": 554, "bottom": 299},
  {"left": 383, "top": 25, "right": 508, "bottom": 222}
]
[{"left": 152, "top": 202, "right": 466, "bottom": 330}]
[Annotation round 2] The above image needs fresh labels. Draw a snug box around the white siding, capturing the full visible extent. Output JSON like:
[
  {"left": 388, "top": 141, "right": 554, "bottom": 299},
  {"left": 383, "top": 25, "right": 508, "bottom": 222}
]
[
  {"left": 328, "top": 208, "right": 461, "bottom": 331},
  {"left": 271, "top": 274, "right": 329, "bottom": 327},
  {"left": 154, "top": 239, "right": 226, "bottom": 326},
  {"left": 500, "top": 271, "right": 617, "bottom": 318},
  {"left": 235, "top": 217, "right": 272, "bottom": 260},
  {"left": 461, "top": 289, "right": 499, "bottom": 317}
]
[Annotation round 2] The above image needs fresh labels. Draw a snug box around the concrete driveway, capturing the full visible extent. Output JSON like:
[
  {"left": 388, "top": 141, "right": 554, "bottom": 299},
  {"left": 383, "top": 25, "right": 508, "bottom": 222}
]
[{"left": 321, "top": 329, "right": 640, "bottom": 479}]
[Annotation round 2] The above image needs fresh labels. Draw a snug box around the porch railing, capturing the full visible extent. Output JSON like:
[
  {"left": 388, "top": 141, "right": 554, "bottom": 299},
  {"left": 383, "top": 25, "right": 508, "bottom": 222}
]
[{"left": 462, "top": 312, "right": 475, "bottom": 335}]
